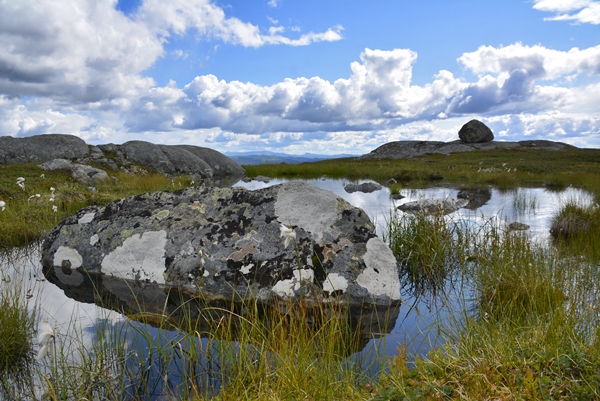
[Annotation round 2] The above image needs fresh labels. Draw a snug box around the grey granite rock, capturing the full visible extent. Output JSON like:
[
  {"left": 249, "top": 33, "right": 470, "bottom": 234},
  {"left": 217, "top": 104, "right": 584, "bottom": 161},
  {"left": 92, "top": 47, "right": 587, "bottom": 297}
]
[
  {"left": 38, "top": 159, "right": 109, "bottom": 185},
  {"left": 41, "top": 181, "right": 401, "bottom": 307},
  {"left": 398, "top": 197, "right": 468, "bottom": 215},
  {"left": 344, "top": 182, "right": 382, "bottom": 193},
  {"left": 362, "top": 139, "right": 574, "bottom": 160},
  {"left": 1, "top": 134, "right": 244, "bottom": 182},
  {"left": 0, "top": 134, "right": 89, "bottom": 164},
  {"left": 458, "top": 119, "right": 494, "bottom": 143}
]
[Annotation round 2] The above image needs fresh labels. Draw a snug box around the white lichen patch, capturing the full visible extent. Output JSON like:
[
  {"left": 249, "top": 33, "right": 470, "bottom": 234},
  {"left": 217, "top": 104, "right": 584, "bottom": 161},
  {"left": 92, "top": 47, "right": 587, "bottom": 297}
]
[
  {"left": 356, "top": 237, "right": 401, "bottom": 300},
  {"left": 293, "top": 268, "right": 314, "bottom": 284},
  {"left": 275, "top": 181, "right": 340, "bottom": 242},
  {"left": 240, "top": 263, "right": 253, "bottom": 275},
  {"left": 322, "top": 273, "right": 348, "bottom": 295},
  {"left": 53, "top": 246, "right": 83, "bottom": 268},
  {"left": 101, "top": 230, "right": 168, "bottom": 284},
  {"left": 78, "top": 212, "right": 96, "bottom": 225},
  {"left": 90, "top": 234, "right": 99, "bottom": 246},
  {"left": 272, "top": 268, "right": 314, "bottom": 298},
  {"left": 272, "top": 278, "right": 295, "bottom": 298}
]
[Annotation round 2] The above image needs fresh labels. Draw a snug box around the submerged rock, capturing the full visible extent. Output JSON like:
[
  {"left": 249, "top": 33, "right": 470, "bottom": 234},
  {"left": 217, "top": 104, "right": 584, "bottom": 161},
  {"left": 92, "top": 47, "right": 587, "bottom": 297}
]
[{"left": 41, "top": 181, "right": 401, "bottom": 307}]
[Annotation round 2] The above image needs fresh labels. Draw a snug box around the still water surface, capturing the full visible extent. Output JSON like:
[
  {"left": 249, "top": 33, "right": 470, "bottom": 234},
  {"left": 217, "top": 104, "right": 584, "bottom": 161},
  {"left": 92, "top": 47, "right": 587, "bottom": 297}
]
[{"left": 2, "top": 178, "right": 592, "bottom": 396}]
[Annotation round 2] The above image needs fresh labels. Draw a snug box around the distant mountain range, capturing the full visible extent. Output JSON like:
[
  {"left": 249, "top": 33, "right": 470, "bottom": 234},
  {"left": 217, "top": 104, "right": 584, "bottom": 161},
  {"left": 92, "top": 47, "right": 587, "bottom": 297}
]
[{"left": 225, "top": 151, "right": 358, "bottom": 165}]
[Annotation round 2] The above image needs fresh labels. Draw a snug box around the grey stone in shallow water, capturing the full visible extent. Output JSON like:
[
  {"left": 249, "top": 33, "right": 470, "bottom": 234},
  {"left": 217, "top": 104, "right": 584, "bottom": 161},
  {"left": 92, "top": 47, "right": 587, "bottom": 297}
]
[
  {"left": 41, "top": 181, "right": 401, "bottom": 307},
  {"left": 344, "top": 182, "right": 382, "bottom": 193},
  {"left": 398, "top": 197, "right": 468, "bottom": 215}
]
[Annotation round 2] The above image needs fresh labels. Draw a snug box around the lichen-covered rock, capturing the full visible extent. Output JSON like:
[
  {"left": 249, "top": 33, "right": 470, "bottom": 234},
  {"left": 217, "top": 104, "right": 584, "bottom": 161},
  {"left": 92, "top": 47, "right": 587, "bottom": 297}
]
[{"left": 41, "top": 181, "right": 401, "bottom": 307}]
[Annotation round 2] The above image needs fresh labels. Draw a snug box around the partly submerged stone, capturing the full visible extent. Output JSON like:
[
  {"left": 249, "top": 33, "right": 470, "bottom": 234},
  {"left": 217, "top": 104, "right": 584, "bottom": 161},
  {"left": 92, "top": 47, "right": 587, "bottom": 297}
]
[
  {"left": 41, "top": 181, "right": 401, "bottom": 307},
  {"left": 344, "top": 182, "right": 382, "bottom": 193},
  {"left": 398, "top": 197, "right": 468, "bottom": 215}
]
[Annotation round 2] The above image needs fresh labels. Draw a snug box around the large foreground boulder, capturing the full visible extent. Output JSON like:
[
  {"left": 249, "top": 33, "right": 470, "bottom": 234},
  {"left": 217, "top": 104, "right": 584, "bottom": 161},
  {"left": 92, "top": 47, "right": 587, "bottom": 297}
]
[{"left": 41, "top": 181, "right": 401, "bottom": 307}]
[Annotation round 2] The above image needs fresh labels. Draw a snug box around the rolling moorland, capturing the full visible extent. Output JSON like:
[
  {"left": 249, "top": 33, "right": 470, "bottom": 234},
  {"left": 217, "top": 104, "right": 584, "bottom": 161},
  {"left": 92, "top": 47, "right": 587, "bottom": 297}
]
[{"left": 1, "top": 141, "right": 600, "bottom": 400}]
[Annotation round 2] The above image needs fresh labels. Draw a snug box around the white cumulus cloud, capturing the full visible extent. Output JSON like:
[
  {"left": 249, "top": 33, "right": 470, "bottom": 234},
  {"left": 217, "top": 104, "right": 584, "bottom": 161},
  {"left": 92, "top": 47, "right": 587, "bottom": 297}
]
[{"left": 533, "top": 0, "right": 600, "bottom": 24}]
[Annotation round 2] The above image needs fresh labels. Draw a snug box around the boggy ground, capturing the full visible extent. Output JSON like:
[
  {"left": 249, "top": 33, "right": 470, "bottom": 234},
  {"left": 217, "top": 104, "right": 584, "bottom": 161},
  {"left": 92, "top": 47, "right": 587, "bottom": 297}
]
[
  {"left": 2, "top": 145, "right": 600, "bottom": 400},
  {"left": 246, "top": 145, "right": 600, "bottom": 194}
]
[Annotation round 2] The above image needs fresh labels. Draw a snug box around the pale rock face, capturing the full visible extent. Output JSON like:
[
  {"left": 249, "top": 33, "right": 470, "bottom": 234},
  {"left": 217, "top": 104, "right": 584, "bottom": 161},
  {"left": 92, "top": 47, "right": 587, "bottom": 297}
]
[
  {"left": 78, "top": 212, "right": 96, "bottom": 225},
  {"left": 101, "top": 230, "right": 168, "bottom": 284},
  {"left": 53, "top": 246, "right": 83, "bottom": 268},
  {"left": 275, "top": 181, "right": 342, "bottom": 242},
  {"left": 322, "top": 273, "right": 349, "bottom": 295},
  {"left": 357, "top": 237, "right": 401, "bottom": 301},
  {"left": 272, "top": 268, "right": 315, "bottom": 298}
]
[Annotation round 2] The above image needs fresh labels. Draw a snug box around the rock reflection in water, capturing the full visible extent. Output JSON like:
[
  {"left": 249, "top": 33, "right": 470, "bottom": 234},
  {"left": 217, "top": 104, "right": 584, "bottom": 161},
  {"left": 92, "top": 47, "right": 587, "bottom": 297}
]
[{"left": 43, "top": 264, "right": 400, "bottom": 357}]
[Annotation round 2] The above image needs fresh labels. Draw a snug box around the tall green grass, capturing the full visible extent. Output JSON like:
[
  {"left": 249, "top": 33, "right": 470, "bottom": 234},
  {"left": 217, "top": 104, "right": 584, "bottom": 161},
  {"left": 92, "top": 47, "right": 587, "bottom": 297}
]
[
  {"left": 245, "top": 147, "right": 600, "bottom": 196},
  {"left": 376, "top": 198, "right": 600, "bottom": 400},
  {"left": 0, "top": 163, "right": 194, "bottom": 248}
]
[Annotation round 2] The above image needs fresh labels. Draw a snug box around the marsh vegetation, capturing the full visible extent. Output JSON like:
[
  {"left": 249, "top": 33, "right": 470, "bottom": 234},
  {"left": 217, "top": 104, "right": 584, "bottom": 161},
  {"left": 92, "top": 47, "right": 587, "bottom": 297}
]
[{"left": 1, "top": 146, "right": 600, "bottom": 399}]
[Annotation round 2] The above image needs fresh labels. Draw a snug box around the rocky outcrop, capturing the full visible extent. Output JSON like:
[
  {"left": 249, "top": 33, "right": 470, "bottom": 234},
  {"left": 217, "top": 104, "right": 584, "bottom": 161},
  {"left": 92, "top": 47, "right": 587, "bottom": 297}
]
[
  {"left": 362, "top": 139, "right": 574, "bottom": 160},
  {"left": 39, "top": 159, "right": 109, "bottom": 185},
  {"left": 0, "top": 134, "right": 245, "bottom": 182},
  {"left": 398, "top": 197, "right": 468, "bottom": 215},
  {"left": 97, "top": 141, "right": 244, "bottom": 179},
  {"left": 458, "top": 119, "right": 494, "bottom": 143},
  {"left": 41, "top": 181, "right": 402, "bottom": 307},
  {"left": 0, "top": 134, "right": 89, "bottom": 164},
  {"left": 344, "top": 182, "right": 382, "bottom": 193}
]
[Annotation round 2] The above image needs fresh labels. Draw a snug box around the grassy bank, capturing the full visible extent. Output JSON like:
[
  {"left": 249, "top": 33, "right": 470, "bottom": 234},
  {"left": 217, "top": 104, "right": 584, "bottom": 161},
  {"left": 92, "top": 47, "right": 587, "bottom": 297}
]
[
  {"left": 2, "top": 200, "right": 600, "bottom": 399},
  {"left": 0, "top": 163, "right": 195, "bottom": 248},
  {"left": 244, "top": 146, "right": 600, "bottom": 194},
  {"left": 2, "top": 146, "right": 600, "bottom": 399}
]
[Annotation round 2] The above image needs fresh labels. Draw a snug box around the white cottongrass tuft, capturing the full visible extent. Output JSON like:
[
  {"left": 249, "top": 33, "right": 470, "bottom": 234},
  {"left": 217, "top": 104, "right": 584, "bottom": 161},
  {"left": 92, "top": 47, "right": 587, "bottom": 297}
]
[
  {"left": 52, "top": 205, "right": 58, "bottom": 213},
  {"left": 0, "top": 200, "right": 5, "bottom": 211},
  {"left": 280, "top": 223, "right": 296, "bottom": 248},
  {"left": 16, "top": 177, "right": 25, "bottom": 190},
  {"left": 37, "top": 321, "right": 56, "bottom": 360}
]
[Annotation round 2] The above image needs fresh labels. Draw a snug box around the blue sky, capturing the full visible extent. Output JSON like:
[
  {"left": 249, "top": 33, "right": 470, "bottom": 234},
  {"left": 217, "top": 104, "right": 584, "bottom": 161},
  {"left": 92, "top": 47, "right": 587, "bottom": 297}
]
[{"left": 0, "top": 0, "right": 599, "bottom": 155}]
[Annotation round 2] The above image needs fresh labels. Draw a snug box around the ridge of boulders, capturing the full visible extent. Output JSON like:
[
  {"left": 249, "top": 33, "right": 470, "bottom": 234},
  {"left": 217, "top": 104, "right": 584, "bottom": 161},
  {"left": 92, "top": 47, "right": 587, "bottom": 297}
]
[
  {"left": 362, "top": 119, "right": 575, "bottom": 160},
  {"left": 0, "top": 134, "right": 245, "bottom": 184}
]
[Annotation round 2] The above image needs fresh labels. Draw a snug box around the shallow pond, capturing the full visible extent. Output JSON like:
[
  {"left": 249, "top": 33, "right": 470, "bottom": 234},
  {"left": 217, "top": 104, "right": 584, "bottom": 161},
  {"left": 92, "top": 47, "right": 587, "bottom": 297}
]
[{"left": 1, "top": 178, "right": 592, "bottom": 398}]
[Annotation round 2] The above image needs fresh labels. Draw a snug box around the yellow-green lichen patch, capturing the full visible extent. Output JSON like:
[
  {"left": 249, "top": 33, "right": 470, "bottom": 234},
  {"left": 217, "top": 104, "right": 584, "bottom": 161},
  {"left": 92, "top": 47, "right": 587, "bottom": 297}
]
[
  {"left": 153, "top": 210, "right": 170, "bottom": 220},
  {"left": 120, "top": 228, "right": 133, "bottom": 238}
]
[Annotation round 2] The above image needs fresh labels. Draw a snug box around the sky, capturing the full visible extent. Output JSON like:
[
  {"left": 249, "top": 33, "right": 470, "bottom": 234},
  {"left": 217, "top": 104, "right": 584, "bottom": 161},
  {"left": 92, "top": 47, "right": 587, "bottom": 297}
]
[{"left": 0, "top": 0, "right": 599, "bottom": 155}]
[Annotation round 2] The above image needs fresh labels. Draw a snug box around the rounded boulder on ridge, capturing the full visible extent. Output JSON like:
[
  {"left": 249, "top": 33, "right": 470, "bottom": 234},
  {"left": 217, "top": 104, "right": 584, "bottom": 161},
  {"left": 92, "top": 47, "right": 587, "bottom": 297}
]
[{"left": 458, "top": 119, "right": 494, "bottom": 143}]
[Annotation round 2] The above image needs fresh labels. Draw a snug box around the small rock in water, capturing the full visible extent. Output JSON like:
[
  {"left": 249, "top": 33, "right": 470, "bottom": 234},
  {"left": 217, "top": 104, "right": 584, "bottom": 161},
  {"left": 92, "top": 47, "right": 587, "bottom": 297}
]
[
  {"left": 508, "top": 222, "right": 530, "bottom": 231},
  {"left": 344, "top": 182, "right": 382, "bottom": 193}
]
